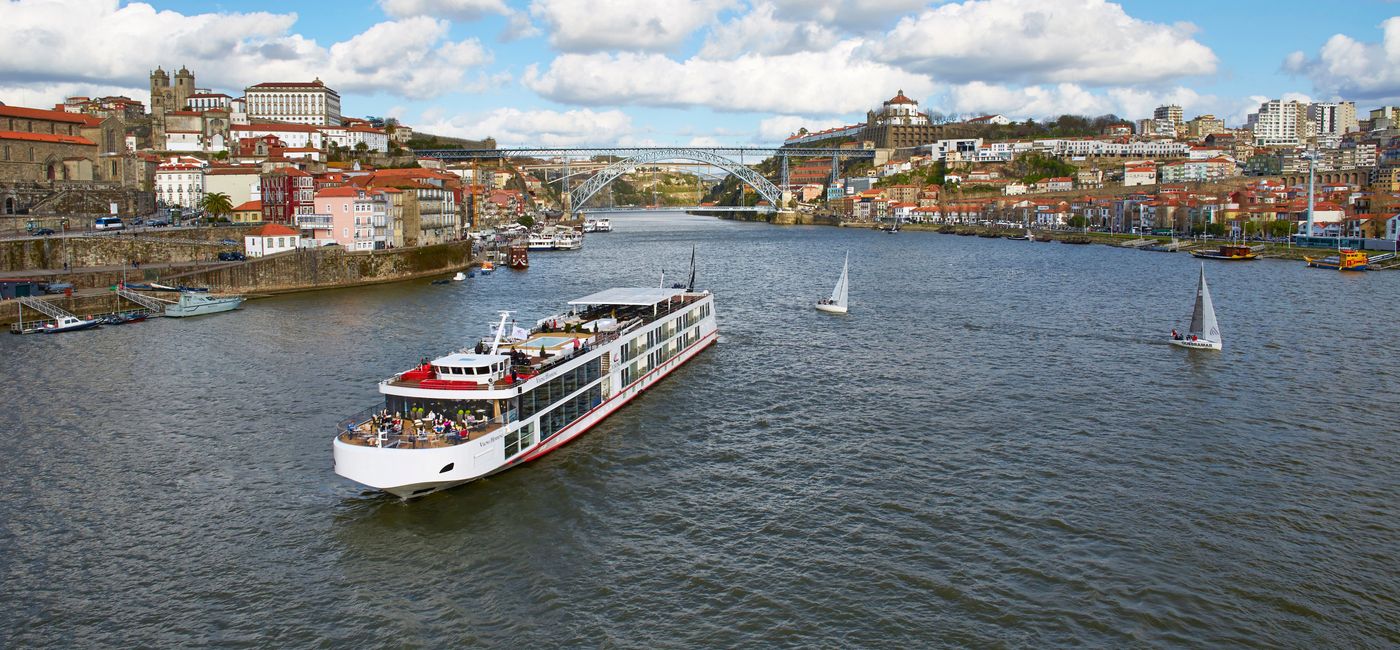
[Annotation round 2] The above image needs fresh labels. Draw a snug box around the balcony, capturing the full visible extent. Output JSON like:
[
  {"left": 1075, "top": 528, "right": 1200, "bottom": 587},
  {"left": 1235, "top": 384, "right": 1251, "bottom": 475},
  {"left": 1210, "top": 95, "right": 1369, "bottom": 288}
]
[{"left": 296, "top": 214, "right": 333, "bottom": 228}]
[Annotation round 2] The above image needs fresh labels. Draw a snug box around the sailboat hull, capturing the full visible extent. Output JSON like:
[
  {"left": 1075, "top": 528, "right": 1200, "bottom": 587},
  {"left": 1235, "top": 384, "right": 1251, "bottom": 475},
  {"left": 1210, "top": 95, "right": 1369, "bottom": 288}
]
[
  {"left": 815, "top": 303, "right": 847, "bottom": 314},
  {"left": 1170, "top": 338, "right": 1221, "bottom": 351}
]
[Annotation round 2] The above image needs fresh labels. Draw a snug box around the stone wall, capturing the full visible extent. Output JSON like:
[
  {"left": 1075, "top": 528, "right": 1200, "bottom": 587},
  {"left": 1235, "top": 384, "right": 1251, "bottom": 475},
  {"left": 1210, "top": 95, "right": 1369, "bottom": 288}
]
[
  {"left": 163, "top": 239, "right": 473, "bottom": 294},
  {"left": 0, "top": 225, "right": 261, "bottom": 272}
]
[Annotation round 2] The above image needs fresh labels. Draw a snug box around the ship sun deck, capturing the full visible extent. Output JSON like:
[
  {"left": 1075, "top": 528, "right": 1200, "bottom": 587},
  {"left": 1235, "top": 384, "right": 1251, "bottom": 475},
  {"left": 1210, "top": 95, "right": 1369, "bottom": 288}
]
[{"left": 341, "top": 289, "right": 711, "bottom": 449}]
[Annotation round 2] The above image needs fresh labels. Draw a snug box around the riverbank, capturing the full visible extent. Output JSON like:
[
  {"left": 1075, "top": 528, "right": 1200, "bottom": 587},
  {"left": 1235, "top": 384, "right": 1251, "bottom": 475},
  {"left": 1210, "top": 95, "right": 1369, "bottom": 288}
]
[
  {"left": 162, "top": 239, "right": 475, "bottom": 295},
  {"left": 834, "top": 221, "right": 1398, "bottom": 268}
]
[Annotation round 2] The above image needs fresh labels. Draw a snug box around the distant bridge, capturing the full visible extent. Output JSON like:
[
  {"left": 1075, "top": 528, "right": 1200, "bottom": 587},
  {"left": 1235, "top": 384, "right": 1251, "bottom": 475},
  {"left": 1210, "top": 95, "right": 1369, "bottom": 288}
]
[
  {"left": 576, "top": 206, "right": 775, "bottom": 214},
  {"left": 415, "top": 146, "right": 874, "bottom": 216}
]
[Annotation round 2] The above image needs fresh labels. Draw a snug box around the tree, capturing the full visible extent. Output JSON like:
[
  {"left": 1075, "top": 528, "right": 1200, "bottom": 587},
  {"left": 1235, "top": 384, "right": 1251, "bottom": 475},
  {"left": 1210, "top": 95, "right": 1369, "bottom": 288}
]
[
  {"left": 517, "top": 215, "right": 535, "bottom": 228},
  {"left": 354, "top": 142, "right": 369, "bottom": 154},
  {"left": 1267, "top": 219, "right": 1295, "bottom": 238},
  {"left": 1067, "top": 215, "right": 1088, "bottom": 229},
  {"left": 200, "top": 192, "right": 233, "bottom": 221},
  {"left": 1243, "top": 220, "right": 1260, "bottom": 237},
  {"left": 1205, "top": 222, "right": 1227, "bottom": 237}
]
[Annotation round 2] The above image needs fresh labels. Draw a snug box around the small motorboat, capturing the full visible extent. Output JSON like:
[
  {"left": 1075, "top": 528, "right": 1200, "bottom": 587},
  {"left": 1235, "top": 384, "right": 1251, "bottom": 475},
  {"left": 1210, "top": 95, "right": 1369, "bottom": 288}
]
[
  {"left": 452, "top": 271, "right": 467, "bottom": 281},
  {"left": 176, "top": 285, "right": 210, "bottom": 293},
  {"left": 1005, "top": 229, "right": 1033, "bottom": 241},
  {"left": 44, "top": 315, "right": 100, "bottom": 333},
  {"left": 480, "top": 261, "right": 495, "bottom": 275},
  {"left": 164, "top": 292, "right": 243, "bottom": 318},
  {"left": 124, "top": 283, "right": 155, "bottom": 291},
  {"left": 431, "top": 279, "right": 452, "bottom": 285}
]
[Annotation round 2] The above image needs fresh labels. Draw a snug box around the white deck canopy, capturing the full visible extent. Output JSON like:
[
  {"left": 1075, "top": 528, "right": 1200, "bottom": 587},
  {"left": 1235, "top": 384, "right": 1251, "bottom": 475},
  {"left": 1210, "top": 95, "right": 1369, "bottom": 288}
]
[{"left": 568, "top": 287, "right": 687, "bottom": 306}]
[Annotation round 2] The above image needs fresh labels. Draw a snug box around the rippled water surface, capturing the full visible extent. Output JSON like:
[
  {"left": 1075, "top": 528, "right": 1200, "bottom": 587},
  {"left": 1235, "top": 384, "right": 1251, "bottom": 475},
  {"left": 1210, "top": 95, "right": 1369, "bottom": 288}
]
[{"left": 2, "top": 214, "right": 1397, "bottom": 647}]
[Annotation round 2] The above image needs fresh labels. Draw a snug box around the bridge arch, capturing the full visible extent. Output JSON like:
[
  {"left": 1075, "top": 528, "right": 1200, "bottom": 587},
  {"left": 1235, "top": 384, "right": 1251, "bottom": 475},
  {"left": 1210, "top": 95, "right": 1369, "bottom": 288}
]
[{"left": 570, "top": 148, "right": 781, "bottom": 213}]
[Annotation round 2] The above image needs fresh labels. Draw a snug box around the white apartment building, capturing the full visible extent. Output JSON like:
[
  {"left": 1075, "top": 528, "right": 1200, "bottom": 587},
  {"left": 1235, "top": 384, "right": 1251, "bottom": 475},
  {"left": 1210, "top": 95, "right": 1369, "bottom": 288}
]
[
  {"left": 243, "top": 80, "right": 341, "bottom": 126},
  {"left": 1308, "top": 102, "right": 1358, "bottom": 149},
  {"left": 154, "top": 156, "right": 208, "bottom": 208},
  {"left": 1249, "top": 99, "right": 1308, "bottom": 147}
]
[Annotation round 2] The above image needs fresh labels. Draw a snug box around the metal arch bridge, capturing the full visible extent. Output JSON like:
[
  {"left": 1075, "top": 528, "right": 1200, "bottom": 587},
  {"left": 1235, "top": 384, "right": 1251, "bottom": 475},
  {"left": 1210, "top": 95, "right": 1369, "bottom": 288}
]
[{"left": 414, "top": 146, "right": 875, "bottom": 214}]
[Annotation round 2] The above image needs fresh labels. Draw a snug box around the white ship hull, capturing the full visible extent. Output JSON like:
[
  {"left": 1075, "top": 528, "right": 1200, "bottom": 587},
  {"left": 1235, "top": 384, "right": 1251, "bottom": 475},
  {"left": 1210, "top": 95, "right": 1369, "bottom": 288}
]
[{"left": 334, "top": 290, "right": 718, "bottom": 499}]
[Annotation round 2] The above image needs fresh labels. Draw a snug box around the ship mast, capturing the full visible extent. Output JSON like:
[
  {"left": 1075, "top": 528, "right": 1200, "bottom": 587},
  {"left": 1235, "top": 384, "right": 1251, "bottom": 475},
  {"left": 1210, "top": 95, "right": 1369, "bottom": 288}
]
[{"left": 489, "top": 310, "right": 513, "bottom": 355}]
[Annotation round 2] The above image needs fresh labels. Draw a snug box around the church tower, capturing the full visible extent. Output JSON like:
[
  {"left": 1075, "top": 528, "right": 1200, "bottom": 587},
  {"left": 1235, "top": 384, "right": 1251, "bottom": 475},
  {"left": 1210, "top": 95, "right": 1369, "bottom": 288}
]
[
  {"left": 174, "top": 66, "right": 195, "bottom": 111},
  {"left": 149, "top": 67, "right": 170, "bottom": 115}
]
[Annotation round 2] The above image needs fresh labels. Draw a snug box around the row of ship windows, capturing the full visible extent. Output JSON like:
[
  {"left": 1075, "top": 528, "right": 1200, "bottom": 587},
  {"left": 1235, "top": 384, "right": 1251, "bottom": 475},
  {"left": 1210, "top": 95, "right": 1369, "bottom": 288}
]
[{"left": 518, "top": 358, "right": 603, "bottom": 420}]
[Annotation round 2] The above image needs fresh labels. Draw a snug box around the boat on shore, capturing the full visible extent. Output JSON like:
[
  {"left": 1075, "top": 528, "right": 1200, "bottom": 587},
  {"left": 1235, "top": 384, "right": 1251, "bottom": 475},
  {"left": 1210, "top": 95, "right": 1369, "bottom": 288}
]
[
  {"left": 333, "top": 284, "right": 720, "bottom": 499},
  {"left": 584, "top": 219, "right": 613, "bottom": 233},
  {"left": 1005, "top": 229, "right": 1033, "bottom": 241},
  {"left": 164, "top": 292, "right": 243, "bottom": 318},
  {"left": 1305, "top": 248, "right": 1370, "bottom": 271},
  {"left": 1170, "top": 264, "right": 1222, "bottom": 351},
  {"left": 815, "top": 252, "right": 849, "bottom": 314},
  {"left": 1192, "top": 244, "right": 1258, "bottom": 261},
  {"left": 1061, "top": 236, "right": 1092, "bottom": 245}
]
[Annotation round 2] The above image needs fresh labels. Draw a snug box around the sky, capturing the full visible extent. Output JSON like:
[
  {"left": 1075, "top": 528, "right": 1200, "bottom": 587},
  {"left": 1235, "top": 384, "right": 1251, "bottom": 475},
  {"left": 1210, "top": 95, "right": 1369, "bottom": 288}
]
[{"left": 4, "top": 0, "right": 1400, "bottom": 147}]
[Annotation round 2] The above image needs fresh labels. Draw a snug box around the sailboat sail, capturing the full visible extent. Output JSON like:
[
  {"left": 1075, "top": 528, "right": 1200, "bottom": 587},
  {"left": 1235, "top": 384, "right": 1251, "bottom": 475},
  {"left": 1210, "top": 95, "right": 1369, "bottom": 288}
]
[
  {"left": 829, "top": 253, "right": 849, "bottom": 307},
  {"left": 1188, "top": 265, "right": 1220, "bottom": 343}
]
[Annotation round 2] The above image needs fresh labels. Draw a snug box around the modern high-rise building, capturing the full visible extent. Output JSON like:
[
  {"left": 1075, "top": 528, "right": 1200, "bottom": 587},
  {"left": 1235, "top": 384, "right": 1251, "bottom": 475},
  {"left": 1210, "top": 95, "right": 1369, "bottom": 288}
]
[
  {"left": 244, "top": 79, "right": 341, "bottom": 126},
  {"left": 1309, "top": 102, "right": 1358, "bottom": 137},
  {"left": 1153, "top": 104, "right": 1183, "bottom": 126},
  {"left": 1248, "top": 99, "right": 1309, "bottom": 147}
]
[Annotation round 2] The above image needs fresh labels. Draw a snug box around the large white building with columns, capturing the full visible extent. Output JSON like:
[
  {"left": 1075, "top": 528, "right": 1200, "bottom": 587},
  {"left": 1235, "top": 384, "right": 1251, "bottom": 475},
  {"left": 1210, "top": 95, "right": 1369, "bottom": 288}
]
[{"left": 243, "top": 80, "right": 341, "bottom": 126}]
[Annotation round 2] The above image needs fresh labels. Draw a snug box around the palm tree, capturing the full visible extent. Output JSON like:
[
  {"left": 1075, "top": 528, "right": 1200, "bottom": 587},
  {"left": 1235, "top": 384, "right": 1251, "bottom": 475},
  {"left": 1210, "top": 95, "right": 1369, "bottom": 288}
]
[{"left": 200, "top": 192, "right": 233, "bottom": 222}]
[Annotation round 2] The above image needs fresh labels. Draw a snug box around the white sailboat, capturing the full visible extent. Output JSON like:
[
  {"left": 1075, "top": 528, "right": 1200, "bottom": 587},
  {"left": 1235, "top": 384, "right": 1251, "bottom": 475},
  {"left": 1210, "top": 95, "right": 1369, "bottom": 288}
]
[
  {"left": 1170, "top": 264, "right": 1222, "bottom": 351},
  {"left": 816, "top": 252, "right": 849, "bottom": 314}
]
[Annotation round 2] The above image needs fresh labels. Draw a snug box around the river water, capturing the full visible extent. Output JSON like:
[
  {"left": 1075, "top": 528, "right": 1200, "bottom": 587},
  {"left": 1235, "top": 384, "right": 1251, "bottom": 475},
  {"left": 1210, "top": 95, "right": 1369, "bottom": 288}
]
[{"left": 2, "top": 213, "right": 1396, "bottom": 647}]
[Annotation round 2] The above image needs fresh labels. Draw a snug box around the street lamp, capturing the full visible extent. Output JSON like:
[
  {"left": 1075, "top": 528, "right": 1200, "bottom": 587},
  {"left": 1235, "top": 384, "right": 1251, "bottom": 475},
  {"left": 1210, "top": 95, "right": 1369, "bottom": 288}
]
[{"left": 1300, "top": 149, "right": 1321, "bottom": 246}]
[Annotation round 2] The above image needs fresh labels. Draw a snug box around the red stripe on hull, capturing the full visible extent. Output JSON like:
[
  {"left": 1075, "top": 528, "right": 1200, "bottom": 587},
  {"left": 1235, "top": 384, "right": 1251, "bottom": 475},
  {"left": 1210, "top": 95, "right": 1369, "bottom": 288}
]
[{"left": 516, "top": 330, "right": 718, "bottom": 464}]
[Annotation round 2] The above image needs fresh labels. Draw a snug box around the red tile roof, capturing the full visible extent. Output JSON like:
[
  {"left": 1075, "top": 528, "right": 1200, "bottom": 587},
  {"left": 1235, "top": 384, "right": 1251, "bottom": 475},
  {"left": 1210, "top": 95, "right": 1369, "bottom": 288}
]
[
  {"left": 250, "top": 224, "right": 299, "bottom": 237},
  {"left": 0, "top": 130, "right": 95, "bottom": 145},
  {"left": 0, "top": 105, "right": 91, "bottom": 124},
  {"left": 232, "top": 200, "right": 262, "bottom": 212},
  {"left": 885, "top": 90, "right": 917, "bottom": 105},
  {"left": 248, "top": 81, "right": 326, "bottom": 89},
  {"left": 317, "top": 187, "right": 360, "bottom": 198}
]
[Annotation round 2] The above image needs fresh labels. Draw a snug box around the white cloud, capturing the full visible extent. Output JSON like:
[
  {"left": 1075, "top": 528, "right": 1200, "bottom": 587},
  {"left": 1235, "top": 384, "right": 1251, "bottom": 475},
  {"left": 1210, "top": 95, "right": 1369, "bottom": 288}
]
[
  {"left": 699, "top": 2, "right": 838, "bottom": 58},
  {"left": 872, "top": 0, "right": 1217, "bottom": 86},
  {"left": 757, "top": 115, "right": 853, "bottom": 142},
  {"left": 417, "top": 107, "right": 634, "bottom": 146},
  {"left": 379, "top": 0, "right": 511, "bottom": 21},
  {"left": 942, "top": 82, "right": 1215, "bottom": 122},
  {"left": 524, "top": 40, "right": 932, "bottom": 114},
  {"left": 0, "top": 0, "right": 491, "bottom": 105},
  {"left": 529, "top": 0, "right": 736, "bottom": 52},
  {"left": 767, "top": 0, "right": 930, "bottom": 31},
  {"left": 1284, "top": 18, "right": 1400, "bottom": 100}
]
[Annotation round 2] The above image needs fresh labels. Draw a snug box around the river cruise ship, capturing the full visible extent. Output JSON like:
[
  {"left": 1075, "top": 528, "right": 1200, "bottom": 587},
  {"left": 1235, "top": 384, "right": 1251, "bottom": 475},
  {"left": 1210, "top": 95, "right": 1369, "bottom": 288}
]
[{"left": 333, "top": 287, "right": 719, "bottom": 498}]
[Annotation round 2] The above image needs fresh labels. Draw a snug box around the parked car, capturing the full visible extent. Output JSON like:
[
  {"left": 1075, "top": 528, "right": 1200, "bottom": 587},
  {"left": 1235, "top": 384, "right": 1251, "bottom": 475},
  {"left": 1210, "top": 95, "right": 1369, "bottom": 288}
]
[
  {"left": 33, "top": 228, "right": 55, "bottom": 236},
  {"left": 219, "top": 238, "right": 238, "bottom": 246},
  {"left": 217, "top": 251, "right": 247, "bottom": 261},
  {"left": 43, "top": 282, "right": 73, "bottom": 294},
  {"left": 130, "top": 218, "right": 144, "bottom": 226},
  {"left": 147, "top": 218, "right": 169, "bottom": 227}
]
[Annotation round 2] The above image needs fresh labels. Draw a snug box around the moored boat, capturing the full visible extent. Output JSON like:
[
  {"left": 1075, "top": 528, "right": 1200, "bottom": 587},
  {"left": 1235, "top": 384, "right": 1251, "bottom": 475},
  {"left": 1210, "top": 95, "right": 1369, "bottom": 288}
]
[
  {"left": 1192, "top": 244, "right": 1258, "bottom": 261},
  {"left": 333, "top": 285, "right": 720, "bottom": 499},
  {"left": 508, "top": 245, "right": 529, "bottom": 269},
  {"left": 164, "top": 292, "right": 244, "bottom": 317},
  {"left": 43, "top": 315, "right": 100, "bottom": 333},
  {"left": 1305, "top": 248, "right": 1370, "bottom": 271}
]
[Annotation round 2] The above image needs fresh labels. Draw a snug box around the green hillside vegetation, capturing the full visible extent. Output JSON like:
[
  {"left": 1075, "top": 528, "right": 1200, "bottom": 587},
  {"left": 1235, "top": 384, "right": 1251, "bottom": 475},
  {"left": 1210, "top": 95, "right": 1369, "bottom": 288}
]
[{"left": 1008, "top": 152, "right": 1078, "bottom": 184}]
